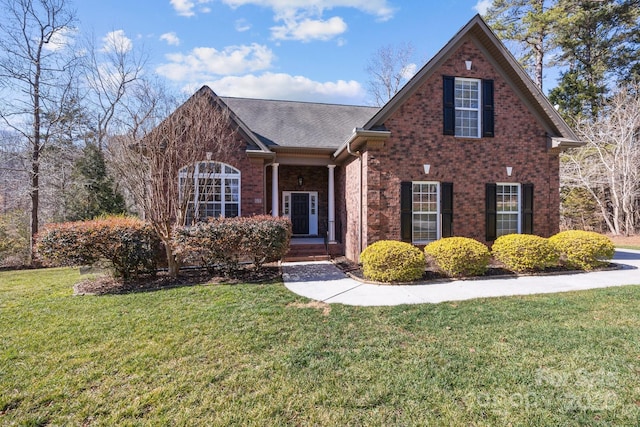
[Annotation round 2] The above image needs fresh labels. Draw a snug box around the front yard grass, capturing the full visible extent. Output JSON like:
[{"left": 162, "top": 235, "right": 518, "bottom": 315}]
[{"left": 1, "top": 268, "right": 640, "bottom": 425}]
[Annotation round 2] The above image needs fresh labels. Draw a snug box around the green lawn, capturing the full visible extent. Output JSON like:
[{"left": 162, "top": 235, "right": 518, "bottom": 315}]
[{"left": 1, "top": 268, "right": 640, "bottom": 426}]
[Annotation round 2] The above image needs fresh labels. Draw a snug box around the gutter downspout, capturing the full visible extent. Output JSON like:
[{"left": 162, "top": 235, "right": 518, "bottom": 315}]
[{"left": 346, "top": 130, "right": 363, "bottom": 255}]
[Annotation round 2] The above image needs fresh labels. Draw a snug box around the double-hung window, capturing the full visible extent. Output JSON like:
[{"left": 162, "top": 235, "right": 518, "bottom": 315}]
[
  {"left": 443, "top": 76, "right": 494, "bottom": 137},
  {"left": 179, "top": 161, "right": 240, "bottom": 225},
  {"left": 486, "top": 183, "right": 534, "bottom": 241},
  {"left": 496, "top": 183, "right": 520, "bottom": 237},
  {"left": 400, "top": 181, "right": 454, "bottom": 244},
  {"left": 412, "top": 182, "right": 440, "bottom": 244},
  {"left": 455, "top": 78, "right": 481, "bottom": 137}
]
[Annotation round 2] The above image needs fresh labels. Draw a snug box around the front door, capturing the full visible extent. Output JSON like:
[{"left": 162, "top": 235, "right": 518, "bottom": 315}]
[{"left": 291, "top": 193, "right": 310, "bottom": 235}]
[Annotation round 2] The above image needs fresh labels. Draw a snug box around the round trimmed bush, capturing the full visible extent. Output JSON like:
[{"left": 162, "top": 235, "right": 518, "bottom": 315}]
[
  {"left": 359, "top": 240, "right": 425, "bottom": 283},
  {"left": 549, "top": 230, "right": 615, "bottom": 270},
  {"left": 424, "top": 237, "right": 490, "bottom": 277},
  {"left": 491, "top": 234, "right": 559, "bottom": 272}
]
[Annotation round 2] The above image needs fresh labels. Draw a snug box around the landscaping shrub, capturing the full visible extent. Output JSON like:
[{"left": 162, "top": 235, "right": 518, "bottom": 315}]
[
  {"left": 36, "top": 216, "right": 159, "bottom": 279},
  {"left": 174, "top": 218, "right": 244, "bottom": 273},
  {"left": 491, "top": 234, "right": 559, "bottom": 272},
  {"left": 549, "top": 230, "right": 615, "bottom": 270},
  {"left": 359, "top": 240, "right": 425, "bottom": 282},
  {"left": 424, "top": 237, "right": 490, "bottom": 277},
  {"left": 173, "top": 216, "right": 291, "bottom": 273},
  {"left": 241, "top": 216, "right": 292, "bottom": 269}
]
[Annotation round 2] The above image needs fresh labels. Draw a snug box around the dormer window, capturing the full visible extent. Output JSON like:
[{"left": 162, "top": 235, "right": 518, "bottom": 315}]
[{"left": 443, "top": 76, "right": 494, "bottom": 138}]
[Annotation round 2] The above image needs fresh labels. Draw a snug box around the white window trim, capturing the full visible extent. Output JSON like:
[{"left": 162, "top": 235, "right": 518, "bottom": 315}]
[
  {"left": 496, "top": 182, "right": 521, "bottom": 236},
  {"left": 179, "top": 161, "right": 241, "bottom": 222},
  {"left": 454, "top": 77, "right": 481, "bottom": 138},
  {"left": 412, "top": 181, "right": 441, "bottom": 245}
]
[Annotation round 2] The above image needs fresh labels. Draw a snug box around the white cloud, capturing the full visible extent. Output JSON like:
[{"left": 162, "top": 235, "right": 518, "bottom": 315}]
[
  {"left": 156, "top": 43, "right": 274, "bottom": 81},
  {"left": 400, "top": 63, "right": 417, "bottom": 80},
  {"left": 102, "top": 30, "right": 133, "bottom": 54},
  {"left": 203, "top": 72, "right": 365, "bottom": 103},
  {"left": 160, "top": 32, "right": 181, "bottom": 46},
  {"left": 222, "top": 0, "right": 395, "bottom": 22},
  {"left": 271, "top": 16, "right": 347, "bottom": 41},
  {"left": 43, "top": 27, "right": 76, "bottom": 52},
  {"left": 235, "top": 18, "right": 252, "bottom": 32},
  {"left": 473, "top": 0, "right": 492, "bottom": 15},
  {"left": 170, "top": 0, "right": 213, "bottom": 16}
]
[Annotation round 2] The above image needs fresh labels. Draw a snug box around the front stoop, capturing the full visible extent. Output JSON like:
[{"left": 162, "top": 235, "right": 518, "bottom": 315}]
[{"left": 284, "top": 242, "right": 343, "bottom": 262}]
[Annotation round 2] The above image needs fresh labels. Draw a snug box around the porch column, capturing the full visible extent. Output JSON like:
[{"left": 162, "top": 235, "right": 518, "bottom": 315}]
[
  {"left": 327, "top": 164, "right": 336, "bottom": 242},
  {"left": 271, "top": 163, "right": 279, "bottom": 217}
]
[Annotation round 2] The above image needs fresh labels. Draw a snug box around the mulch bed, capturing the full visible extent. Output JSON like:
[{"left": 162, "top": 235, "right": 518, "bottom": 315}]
[
  {"left": 331, "top": 256, "right": 618, "bottom": 285},
  {"left": 74, "top": 264, "right": 281, "bottom": 296}
]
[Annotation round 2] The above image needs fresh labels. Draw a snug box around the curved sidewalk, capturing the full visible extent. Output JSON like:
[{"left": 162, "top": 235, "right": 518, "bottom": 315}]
[{"left": 282, "top": 249, "right": 640, "bottom": 306}]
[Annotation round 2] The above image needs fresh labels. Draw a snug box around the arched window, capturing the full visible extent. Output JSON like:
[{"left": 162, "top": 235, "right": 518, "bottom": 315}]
[{"left": 179, "top": 161, "right": 240, "bottom": 224}]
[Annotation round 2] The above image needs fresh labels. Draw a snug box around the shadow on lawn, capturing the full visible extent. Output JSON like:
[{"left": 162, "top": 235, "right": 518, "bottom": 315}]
[{"left": 74, "top": 265, "right": 282, "bottom": 296}]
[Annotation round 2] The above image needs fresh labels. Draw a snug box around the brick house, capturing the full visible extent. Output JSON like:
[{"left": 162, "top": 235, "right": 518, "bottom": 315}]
[{"left": 171, "top": 15, "right": 582, "bottom": 261}]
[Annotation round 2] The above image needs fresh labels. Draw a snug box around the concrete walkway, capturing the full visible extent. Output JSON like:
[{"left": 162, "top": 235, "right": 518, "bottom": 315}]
[{"left": 282, "top": 249, "right": 640, "bottom": 306}]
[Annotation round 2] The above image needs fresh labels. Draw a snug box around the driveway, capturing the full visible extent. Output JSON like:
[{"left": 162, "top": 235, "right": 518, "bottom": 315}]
[{"left": 282, "top": 249, "right": 640, "bottom": 306}]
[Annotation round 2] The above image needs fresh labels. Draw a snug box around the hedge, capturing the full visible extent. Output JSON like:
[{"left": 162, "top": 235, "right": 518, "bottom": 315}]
[
  {"left": 173, "top": 216, "right": 291, "bottom": 273},
  {"left": 36, "top": 216, "right": 159, "bottom": 279}
]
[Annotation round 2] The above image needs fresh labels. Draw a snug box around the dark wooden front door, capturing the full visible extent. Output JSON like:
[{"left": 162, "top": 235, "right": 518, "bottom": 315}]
[{"left": 291, "top": 193, "right": 309, "bottom": 235}]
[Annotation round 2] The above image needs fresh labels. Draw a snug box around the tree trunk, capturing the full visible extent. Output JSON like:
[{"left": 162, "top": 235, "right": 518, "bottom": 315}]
[{"left": 164, "top": 240, "right": 179, "bottom": 278}]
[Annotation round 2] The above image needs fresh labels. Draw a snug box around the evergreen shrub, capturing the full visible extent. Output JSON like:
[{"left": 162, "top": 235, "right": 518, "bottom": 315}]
[
  {"left": 491, "top": 234, "right": 559, "bottom": 272},
  {"left": 36, "top": 216, "right": 159, "bottom": 278},
  {"left": 549, "top": 230, "right": 615, "bottom": 270},
  {"left": 359, "top": 240, "right": 425, "bottom": 282},
  {"left": 424, "top": 237, "right": 490, "bottom": 277}
]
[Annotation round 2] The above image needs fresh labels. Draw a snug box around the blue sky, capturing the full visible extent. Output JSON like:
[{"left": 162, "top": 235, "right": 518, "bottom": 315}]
[{"left": 76, "top": 0, "right": 496, "bottom": 105}]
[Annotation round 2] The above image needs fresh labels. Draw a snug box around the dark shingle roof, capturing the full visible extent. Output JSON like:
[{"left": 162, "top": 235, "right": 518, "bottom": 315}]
[{"left": 220, "top": 97, "right": 380, "bottom": 150}]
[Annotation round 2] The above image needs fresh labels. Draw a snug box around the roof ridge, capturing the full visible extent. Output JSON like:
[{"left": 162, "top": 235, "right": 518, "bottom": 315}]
[{"left": 220, "top": 96, "right": 379, "bottom": 109}]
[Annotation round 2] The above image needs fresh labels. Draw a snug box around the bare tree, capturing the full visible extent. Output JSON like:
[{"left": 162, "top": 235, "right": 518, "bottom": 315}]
[
  {"left": 82, "top": 30, "right": 146, "bottom": 150},
  {"left": 562, "top": 83, "right": 640, "bottom": 235},
  {"left": 0, "top": 0, "right": 78, "bottom": 261},
  {"left": 109, "top": 84, "right": 239, "bottom": 277},
  {"left": 365, "top": 42, "right": 416, "bottom": 107}
]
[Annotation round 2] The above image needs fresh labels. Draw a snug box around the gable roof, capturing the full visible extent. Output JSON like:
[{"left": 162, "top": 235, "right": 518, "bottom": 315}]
[
  {"left": 364, "top": 14, "right": 581, "bottom": 147},
  {"left": 221, "top": 97, "right": 379, "bottom": 151}
]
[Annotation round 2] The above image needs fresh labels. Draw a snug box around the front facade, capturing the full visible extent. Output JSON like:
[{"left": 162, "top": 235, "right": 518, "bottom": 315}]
[{"left": 171, "top": 15, "right": 582, "bottom": 261}]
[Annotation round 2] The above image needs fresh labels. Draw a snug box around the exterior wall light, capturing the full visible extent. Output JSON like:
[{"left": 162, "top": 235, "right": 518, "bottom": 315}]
[
  {"left": 506, "top": 166, "right": 513, "bottom": 177},
  {"left": 465, "top": 60, "right": 472, "bottom": 70},
  {"left": 297, "top": 175, "right": 304, "bottom": 187},
  {"left": 423, "top": 164, "right": 431, "bottom": 174}
]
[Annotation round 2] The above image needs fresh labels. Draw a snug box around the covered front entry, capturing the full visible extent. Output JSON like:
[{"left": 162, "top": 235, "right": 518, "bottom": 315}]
[{"left": 283, "top": 191, "right": 318, "bottom": 235}]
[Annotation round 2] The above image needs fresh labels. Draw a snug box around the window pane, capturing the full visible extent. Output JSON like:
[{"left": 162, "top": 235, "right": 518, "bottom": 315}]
[
  {"left": 412, "top": 182, "right": 439, "bottom": 244},
  {"left": 496, "top": 184, "right": 520, "bottom": 237},
  {"left": 454, "top": 79, "right": 480, "bottom": 137},
  {"left": 182, "top": 161, "right": 241, "bottom": 222}
]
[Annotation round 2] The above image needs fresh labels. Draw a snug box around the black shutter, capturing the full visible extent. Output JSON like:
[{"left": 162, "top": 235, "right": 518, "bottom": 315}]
[
  {"left": 441, "top": 182, "right": 453, "bottom": 237},
  {"left": 400, "top": 182, "right": 413, "bottom": 242},
  {"left": 522, "top": 183, "right": 534, "bottom": 234},
  {"left": 486, "top": 183, "right": 497, "bottom": 241},
  {"left": 482, "top": 79, "right": 494, "bottom": 137},
  {"left": 443, "top": 76, "right": 455, "bottom": 135}
]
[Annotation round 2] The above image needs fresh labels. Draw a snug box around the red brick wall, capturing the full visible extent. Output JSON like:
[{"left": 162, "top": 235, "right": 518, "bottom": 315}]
[
  {"left": 361, "top": 37, "right": 560, "bottom": 251},
  {"left": 192, "top": 133, "right": 265, "bottom": 217},
  {"left": 342, "top": 155, "right": 362, "bottom": 260}
]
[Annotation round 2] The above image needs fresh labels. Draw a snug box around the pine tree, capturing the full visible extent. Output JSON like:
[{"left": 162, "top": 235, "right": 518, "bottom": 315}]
[
  {"left": 484, "top": 0, "right": 561, "bottom": 90},
  {"left": 549, "top": 0, "right": 640, "bottom": 121}
]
